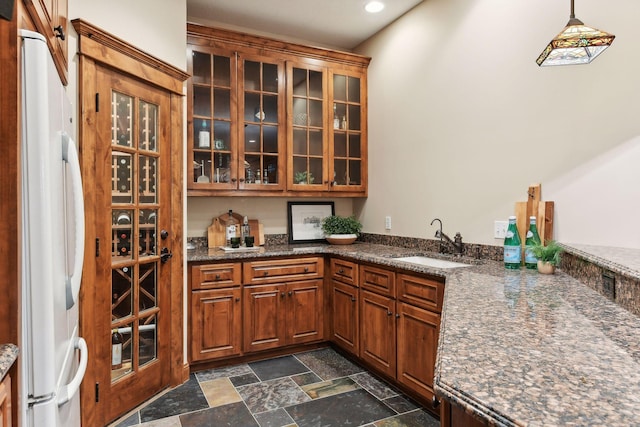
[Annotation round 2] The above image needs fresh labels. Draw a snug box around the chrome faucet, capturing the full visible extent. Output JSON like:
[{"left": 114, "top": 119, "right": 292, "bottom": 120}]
[{"left": 431, "top": 218, "right": 464, "bottom": 255}]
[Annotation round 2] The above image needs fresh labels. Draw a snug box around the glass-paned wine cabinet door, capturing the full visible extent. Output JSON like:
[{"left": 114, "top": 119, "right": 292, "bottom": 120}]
[
  {"left": 240, "top": 57, "right": 284, "bottom": 190},
  {"left": 331, "top": 72, "right": 364, "bottom": 191},
  {"left": 191, "top": 50, "right": 236, "bottom": 188},
  {"left": 288, "top": 64, "right": 326, "bottom": 189},
  {"left": 110, "top": 90, "right": 160, "bottom": 382}
]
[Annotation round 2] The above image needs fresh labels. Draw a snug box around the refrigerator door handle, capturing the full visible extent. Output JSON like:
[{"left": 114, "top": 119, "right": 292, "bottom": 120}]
[
  {"left": 57, "top": 337, "right": 88, "bottom": 407},
  {"left": 62, "top": 134, "right": 85, "bottom": 310}
]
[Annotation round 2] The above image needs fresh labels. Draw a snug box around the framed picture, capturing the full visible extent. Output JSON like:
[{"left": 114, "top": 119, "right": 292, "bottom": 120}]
[{"left": 287, "top": 201, "right": 335, "bottom": 244}]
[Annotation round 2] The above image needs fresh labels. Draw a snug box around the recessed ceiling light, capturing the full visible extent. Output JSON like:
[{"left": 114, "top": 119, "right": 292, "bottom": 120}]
[{"left": 365, "top": 1, "right": 385, "bottom": 13}]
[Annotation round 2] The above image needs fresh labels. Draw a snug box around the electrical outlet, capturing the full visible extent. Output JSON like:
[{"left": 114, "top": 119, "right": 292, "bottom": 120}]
[
  {"left": 494, "top": 220, "right": 508, "bottom": 239},
  {"left": 385, "top": 216, "right": 392, "bottom": 230}
]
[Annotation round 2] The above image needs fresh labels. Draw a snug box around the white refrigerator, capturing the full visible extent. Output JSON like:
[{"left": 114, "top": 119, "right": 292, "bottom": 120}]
[{"left": 20, "top": 30, "right": 87, "bottom": 427}]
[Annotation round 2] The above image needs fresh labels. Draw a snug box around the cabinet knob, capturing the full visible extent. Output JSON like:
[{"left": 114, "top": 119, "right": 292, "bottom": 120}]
[
  {"left": 387, "top": 311, "right": 393, "bottom": 316},
  {"left": 395, "top": 313, "right": 400, "bottom": 319},
  {"left": 280, "top": 292, "right": 285, "bottom": 298},
  {"left": 231, "top": 178, "right": 237, "bottom": 183},
  {"left": 215, "top": 274, "right": 221, "bottom": 280},
  {"left": 350, "top": 297, "right": 356, "bottom": 302},
  {"left": 239, "top": 178, "right": 245, "bottom": 182},
  {"left": 288, "top": 291, "right": 292, "bottom": 296},
  {"left": 263, "top": 271, "right": 269, "bottom": 276},
  {"left": 304, "top": 267, "right": 309, "bottom": 272},
  {"left": 338, "top": 268, "right": 344, "bottom": 274},
  {"left": 235, "top": 297, "right": 240, "bottom": 302}
]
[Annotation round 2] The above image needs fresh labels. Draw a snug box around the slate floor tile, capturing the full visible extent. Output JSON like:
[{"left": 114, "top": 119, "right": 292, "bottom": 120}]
[
  {"left": 286, "top": 388, "right": 396, "bottom": 427},
  {"left": 238, "top": 376, "right": 311, "bottom": 413},
  {"left": 179, "top": 402, "right": 258, "bottom": 427},
  {"left": 249, "top": 355, "right": 310, "bottom": 381},
  {"left": 139, "top": 374, "right": 208, "bottom": 422}
]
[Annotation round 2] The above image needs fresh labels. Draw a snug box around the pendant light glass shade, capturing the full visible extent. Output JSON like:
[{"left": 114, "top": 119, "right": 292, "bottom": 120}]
[{"left": 536, "top": 0, "right": 615, "bottom": 66}]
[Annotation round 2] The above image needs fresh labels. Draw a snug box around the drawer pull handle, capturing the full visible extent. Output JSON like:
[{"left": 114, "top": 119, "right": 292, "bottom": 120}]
[
  {"left": 304, "top": 267, "right": 309, "bottom": 272},
  {"left": 264, "top": 271, "right": 269, "bottom": 276},
  {"left": 338, "top": 268, "right": 344, "bottom": 274},
  {"left": 215, "top": 274, "right": 221, "bottom": 280}
]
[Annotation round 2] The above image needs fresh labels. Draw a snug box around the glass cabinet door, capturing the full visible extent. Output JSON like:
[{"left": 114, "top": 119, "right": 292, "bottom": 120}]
[
  {"left": 189, "top": 48, "right": 237, "bottom": 189},
  {"left": 287, "top": 63, "right": 327, "bottom": 190},
  {"left": 238, "top": 55, "right": 285, "bottom": 190},
  {"left": 330, "top": 70, "right": 366, "bottom": 192}
]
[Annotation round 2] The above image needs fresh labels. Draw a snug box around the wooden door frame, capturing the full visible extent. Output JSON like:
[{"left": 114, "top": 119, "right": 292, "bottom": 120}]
[{"left": 72, "top": 19, "right": 188, "bottom": 426}]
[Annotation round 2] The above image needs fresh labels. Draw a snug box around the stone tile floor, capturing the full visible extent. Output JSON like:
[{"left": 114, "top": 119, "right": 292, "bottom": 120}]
[{"left": 110, "top": 347, "right": 440, "bottom": 427}]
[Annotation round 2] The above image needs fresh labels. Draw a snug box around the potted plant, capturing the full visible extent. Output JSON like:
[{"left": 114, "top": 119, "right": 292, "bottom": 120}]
[
  {"left": 531, "top": 240, "right": 563, "bottom": 274},
  {"left": 321, "top": 215, "right": 362, "bottom": 245}
]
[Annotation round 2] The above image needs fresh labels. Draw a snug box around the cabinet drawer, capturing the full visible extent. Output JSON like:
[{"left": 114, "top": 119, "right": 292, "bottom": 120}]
[
  {"left": 397, "top": 273, "right": 444, "bottom": 312},
  {"left": 360, "top": 264, "right": 395, "bottom": 296},
  {"left": 330, "top": 258, "right": 358, "bottom": 286},
  {"left": 243, "top": 257, "right": 323, "bottom": 284},
  {"left": 191, "top": 263, "right": 242, "bottom": 290}
]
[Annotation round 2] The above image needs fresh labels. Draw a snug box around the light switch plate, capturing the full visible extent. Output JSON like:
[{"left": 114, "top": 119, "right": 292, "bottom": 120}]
[{"left": 494, "top": 220, "right": 508, "bottom": 239}]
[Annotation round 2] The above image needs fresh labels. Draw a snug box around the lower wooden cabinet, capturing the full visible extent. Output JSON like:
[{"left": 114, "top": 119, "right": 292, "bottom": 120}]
[
  {"left": 330, "top": 280, "right": 359, "bottom": 355},
  {"left": 397, "top": 301, "right": 439, "bottom": 400},
  {"left": 243, "top": 279, "right": 324, "bottom": 353},
  {"left": 359, "top": 289, "right": 396, "bottom": 378},
  {"left": 0, "top": 374, "right": 11, "bottom": 427},
  {"left": 191, "top": 287, "right": 242, "bottom": 361},
  {"left": 440, "top": 399, "right": 488, "bottom": 427}
]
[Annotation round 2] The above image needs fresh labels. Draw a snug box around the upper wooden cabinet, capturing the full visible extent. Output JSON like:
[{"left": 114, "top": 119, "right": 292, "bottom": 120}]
[
  {"left": 186, "top": 24, "right": 370, "bottom": 197},
  {"left": 23, "top": 0, "right": 68, "bottom": 85}
]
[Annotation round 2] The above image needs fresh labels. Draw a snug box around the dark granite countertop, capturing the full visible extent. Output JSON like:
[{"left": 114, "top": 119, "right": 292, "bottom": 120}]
[
  {"left": 0, "top": 343, "right": 19, "bottom": 380},
  {"left": 187, "top": 242, "right": 640, "bottom": 426}
]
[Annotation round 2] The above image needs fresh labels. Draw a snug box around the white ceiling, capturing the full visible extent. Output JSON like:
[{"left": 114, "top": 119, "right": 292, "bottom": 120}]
[{"left": 186, "top": 0, "right": 424, "bottom": 50}]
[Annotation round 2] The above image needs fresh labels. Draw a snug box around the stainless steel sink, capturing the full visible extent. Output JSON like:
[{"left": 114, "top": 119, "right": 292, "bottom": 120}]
[{"left": 393, "top": 256, "right": 471, "bottom": 269}]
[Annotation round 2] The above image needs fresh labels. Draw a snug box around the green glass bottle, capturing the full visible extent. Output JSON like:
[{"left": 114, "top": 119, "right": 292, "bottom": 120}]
[
  {"left": 524, "top": 216, "right": 542, "bottom": 269},
  {"left": 503, "top": 215, "right": 521, "bottom": 269}
]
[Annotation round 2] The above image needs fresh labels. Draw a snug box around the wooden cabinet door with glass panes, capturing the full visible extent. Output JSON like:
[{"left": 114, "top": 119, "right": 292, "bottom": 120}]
[
  {"left": 188, "top": 48, "right": 285, "bottom": 191},
  {"left": 329, "top": 70, "right": 367, "bottom": 193},
  {"left": 238, "top": 53, "right": 285, "bottom": 190},
  {"left": 189, "top": 47, "right": 237, "bottom": 189},
  {"left": 287, "top": 62, "right": 329, "bottom": 191}
]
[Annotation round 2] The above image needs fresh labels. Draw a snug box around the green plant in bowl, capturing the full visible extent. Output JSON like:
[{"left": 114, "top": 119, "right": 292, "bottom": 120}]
[
  {"left": 321, "top": 215, "right": 362, "bottom": 245},
  {"left": 531, "top": 240, "right": 563, "bottom": 274}
]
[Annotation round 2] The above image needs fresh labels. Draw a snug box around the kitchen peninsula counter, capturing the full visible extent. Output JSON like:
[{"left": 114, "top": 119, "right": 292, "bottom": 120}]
[{"left": 187, "top": 242, "right": 640, "bottom": 425}]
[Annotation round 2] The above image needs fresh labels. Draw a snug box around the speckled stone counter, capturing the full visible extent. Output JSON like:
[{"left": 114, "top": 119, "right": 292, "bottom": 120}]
[
  {"left": 436, "top": 261, "right": 640, "bottom": 426},
  {"left": 0, "top": 343, "right": 19, "bottom": 380},
  {"left": 187, "top": 241, "right": 640, "bottom": 426}
]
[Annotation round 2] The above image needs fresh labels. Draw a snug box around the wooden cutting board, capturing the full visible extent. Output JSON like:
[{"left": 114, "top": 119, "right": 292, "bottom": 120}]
[
  {"left": 208, "top": 212, "right": 265, "bottom": 248},
  {"left": 515, "top": 184, "right": 554, "bottom": 245}
]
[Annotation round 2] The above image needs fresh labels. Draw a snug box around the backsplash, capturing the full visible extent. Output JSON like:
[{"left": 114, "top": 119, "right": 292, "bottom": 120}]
[{"left": 560, "top": 247, "right": 640, "bottom": 318}]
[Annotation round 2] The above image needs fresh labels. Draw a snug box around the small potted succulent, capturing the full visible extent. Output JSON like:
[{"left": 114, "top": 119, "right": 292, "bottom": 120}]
[
  {"left": 321, "top": 215, "right": 362, "bottom": 245},
  {"left": 531, "top": 240, "right": 563, "bottom": 274}
]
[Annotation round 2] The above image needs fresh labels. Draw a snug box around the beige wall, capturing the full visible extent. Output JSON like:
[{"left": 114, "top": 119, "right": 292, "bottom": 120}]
[
  {"left": 355, "top": 0, "right": 640, "bottom": 248},
  {"left": 68, "top": 0, "right": 187, "bottom": 70}
]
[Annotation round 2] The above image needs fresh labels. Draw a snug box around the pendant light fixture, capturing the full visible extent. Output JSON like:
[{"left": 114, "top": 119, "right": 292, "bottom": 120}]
[{"left": 536, "top": 0, "right": 615, "bottom": 66}]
